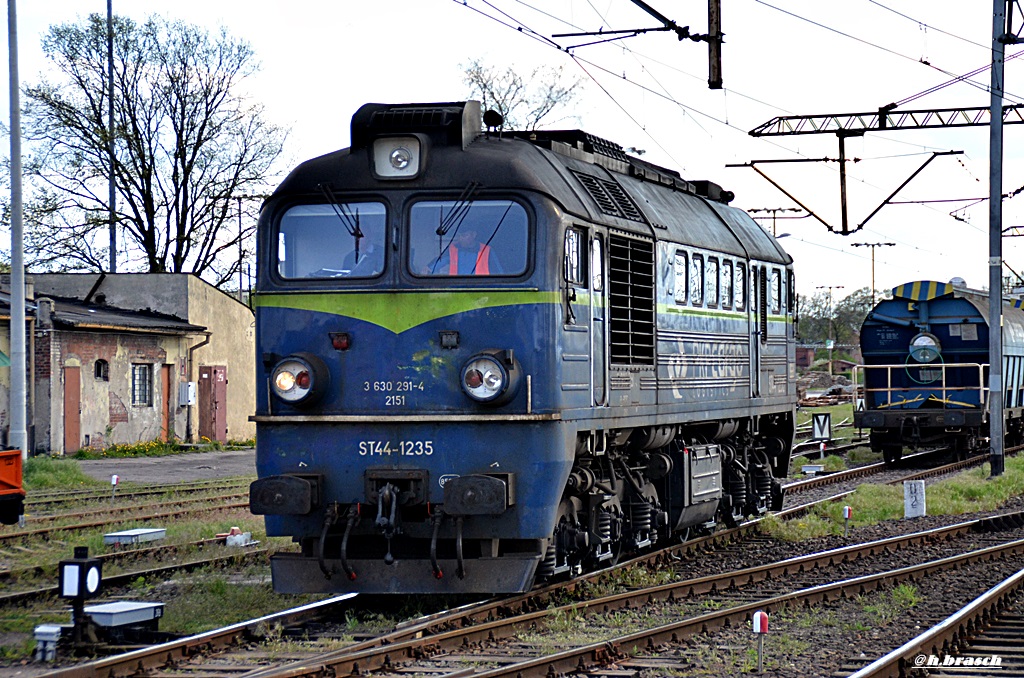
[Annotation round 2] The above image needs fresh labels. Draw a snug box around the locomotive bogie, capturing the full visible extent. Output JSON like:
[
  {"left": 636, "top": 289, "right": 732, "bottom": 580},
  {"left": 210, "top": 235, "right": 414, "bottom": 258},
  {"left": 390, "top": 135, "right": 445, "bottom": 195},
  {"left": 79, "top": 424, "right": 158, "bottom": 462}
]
[{"left": 251, "top": 101, "right": 796, "bottom": 594}]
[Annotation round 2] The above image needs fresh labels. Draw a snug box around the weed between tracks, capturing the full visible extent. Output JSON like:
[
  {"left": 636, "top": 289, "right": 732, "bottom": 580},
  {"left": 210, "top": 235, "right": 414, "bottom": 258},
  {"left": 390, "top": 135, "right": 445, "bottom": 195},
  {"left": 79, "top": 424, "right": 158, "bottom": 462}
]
[
  {"left": 765, "top": 456, "right": 1024, "bottom": 540},
  {"left": 627, "top": 585, "right": 917, "bottom": 676}
]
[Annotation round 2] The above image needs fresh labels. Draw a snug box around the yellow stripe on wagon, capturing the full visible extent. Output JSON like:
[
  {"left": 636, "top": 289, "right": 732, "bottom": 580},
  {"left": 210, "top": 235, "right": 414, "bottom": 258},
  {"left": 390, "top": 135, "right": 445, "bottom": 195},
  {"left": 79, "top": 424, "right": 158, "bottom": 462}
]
[{"left": 891, "top": 280, "right": 955, "bottom": 302}]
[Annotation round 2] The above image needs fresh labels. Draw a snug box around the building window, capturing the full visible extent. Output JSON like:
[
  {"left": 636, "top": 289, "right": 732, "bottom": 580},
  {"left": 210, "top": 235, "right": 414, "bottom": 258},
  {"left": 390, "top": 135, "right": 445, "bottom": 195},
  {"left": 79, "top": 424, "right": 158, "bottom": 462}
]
[
  {"left": 94, "top": 359, "right": 109, "bottom": 381},
  {"left": 132, "top": 364, "right": 153, "bottom": 406}
]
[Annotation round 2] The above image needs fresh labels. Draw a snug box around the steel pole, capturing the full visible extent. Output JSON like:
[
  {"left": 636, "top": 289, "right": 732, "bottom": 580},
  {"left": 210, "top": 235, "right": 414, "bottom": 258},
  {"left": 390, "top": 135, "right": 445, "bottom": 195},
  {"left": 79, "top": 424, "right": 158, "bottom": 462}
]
[
  {"left": 107, "top": 0, "right": 116, "bottom": 272},
  {"left": 8, "top": 0, "right": 26, "bottom": 458},
  {"left": 989, "top": 0, "right": 1006, "bottom": 476}
]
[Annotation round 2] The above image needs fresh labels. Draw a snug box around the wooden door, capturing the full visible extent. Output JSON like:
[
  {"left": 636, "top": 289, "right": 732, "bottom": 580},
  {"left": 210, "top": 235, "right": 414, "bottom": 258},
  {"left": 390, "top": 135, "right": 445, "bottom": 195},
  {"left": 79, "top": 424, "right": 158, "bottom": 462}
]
[
  {"left": 160, "top": 365, "right": 173, "bottom": 442},
  {"left": 198, "top": 365, "right": 228, "bottom": 443},
  {"left": 63, "top": 366, "right": 81, "bottom": 454}
]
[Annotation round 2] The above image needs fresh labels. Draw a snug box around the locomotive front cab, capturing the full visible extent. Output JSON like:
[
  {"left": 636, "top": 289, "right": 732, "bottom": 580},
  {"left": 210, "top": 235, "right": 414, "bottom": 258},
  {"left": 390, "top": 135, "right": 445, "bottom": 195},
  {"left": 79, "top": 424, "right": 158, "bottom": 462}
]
[
  {"left": 250, "top": 102, "right": 581, "bottom": 594},
  {"left": 855, "top": 281, "right": 990, "bottom": 462}
]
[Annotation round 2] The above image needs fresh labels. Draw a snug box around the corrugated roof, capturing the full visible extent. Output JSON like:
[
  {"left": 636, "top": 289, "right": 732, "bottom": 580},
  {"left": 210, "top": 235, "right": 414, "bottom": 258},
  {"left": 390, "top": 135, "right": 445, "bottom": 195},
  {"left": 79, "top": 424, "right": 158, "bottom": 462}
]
[{"left": 0, "top": 292, "right": 205, "bottom": 335}]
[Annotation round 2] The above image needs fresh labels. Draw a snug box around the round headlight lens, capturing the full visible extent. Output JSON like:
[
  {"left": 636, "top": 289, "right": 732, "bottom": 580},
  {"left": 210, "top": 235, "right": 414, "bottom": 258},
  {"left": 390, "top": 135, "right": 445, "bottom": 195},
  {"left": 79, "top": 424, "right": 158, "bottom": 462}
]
[
  {"left": 270, "top": 354, "right": 329, "bottom": 406},
  {"left": 460, "top": 351, "right": 522, "bottom": 405},
  {"left": 389, "top": 147, "right": 411, "bottom": 170},
  {"left": 274, "top": 370, "right": 296, "bottom": 393},
  {"left": 909, "top": 333, "right": 941, "bottom": 363},
  {"left": 461, "top": 356, "right": 507, "bottom": 402}
]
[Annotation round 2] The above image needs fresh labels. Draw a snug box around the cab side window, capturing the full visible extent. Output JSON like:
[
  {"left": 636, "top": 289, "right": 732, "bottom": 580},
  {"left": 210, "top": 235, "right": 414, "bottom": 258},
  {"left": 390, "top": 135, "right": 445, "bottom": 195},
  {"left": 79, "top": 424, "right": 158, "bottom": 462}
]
[
  {"left": 592, "top": 237, "right": 604, "bottom": 291},
  {"left": 564, "top": 227, "right": 586, "bottom": 286}
]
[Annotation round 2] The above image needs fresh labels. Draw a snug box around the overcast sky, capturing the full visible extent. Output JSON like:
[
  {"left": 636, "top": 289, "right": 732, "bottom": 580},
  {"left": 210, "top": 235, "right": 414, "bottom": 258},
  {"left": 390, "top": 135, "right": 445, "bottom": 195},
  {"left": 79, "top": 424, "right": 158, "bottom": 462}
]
[{"left": 5, "top": 1, "right": 1023, "bottom": 300}]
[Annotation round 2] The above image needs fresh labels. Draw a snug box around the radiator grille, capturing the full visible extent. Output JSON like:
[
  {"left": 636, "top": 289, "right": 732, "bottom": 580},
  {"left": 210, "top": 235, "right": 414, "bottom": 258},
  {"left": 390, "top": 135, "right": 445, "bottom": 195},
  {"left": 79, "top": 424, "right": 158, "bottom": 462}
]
[
  {"left": 608, "top": 235, "right": 655, "bottom": 365},
  {"left": 572, "top": 171, "right": 646, "bottom": 223}
]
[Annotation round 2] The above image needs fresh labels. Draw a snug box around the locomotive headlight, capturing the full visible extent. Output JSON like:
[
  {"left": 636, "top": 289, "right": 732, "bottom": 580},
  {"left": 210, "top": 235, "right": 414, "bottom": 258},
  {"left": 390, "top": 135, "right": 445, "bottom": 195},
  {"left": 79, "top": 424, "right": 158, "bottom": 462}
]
[
  {"left": 460, "top": 350, "right": 522, "bottom": 406},
  {"left": 270, "top": 353, "right": 330, "bottom": 406},
  {"left": 389, "top": 147, "right": 411, "bottom": 170},
  {"left": 372, "top": 135, "right": 422, "bottom": 179},
  {"left": 909, "top": 333, "right": 941, "bottom": 363}
]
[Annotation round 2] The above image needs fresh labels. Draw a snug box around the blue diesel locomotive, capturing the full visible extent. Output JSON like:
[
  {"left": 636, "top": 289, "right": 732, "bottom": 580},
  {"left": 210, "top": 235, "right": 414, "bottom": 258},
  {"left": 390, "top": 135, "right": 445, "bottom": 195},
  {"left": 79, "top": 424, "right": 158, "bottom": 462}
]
[
  {"left": 855, "top": 280, "right": 1024, "bottom": 463},
  {"left": 249, "top": 101, "right": 796, "bottom": 594}
]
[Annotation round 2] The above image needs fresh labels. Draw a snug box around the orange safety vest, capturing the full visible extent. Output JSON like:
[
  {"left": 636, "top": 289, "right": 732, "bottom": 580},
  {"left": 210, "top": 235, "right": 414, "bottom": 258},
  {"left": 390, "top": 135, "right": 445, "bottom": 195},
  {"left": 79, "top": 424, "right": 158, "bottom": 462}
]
[{"left": 449, "top": 244, "right": 491, "bottom": 275}]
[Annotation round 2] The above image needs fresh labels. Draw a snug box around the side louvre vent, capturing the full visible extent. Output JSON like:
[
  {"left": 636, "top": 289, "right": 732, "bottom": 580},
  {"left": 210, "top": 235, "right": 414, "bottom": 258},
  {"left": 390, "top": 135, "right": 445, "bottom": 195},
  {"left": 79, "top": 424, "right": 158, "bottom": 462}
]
[
  {"left": 608, "top": 235, "right": 655, "bottom": 365},
  {"left": 571, "top": 171, "right": 646, "bottom": 223}
]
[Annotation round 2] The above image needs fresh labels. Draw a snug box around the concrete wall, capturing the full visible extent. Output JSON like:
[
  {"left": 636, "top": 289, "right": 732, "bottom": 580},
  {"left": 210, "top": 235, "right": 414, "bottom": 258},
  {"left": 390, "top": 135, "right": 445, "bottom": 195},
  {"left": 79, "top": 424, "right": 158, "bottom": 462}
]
[
  {"left": 30, "top": 273, "right": 190, "bottom": 319},
  {"left": 185, "top": 277, "right": 256, "bottom": 442}
]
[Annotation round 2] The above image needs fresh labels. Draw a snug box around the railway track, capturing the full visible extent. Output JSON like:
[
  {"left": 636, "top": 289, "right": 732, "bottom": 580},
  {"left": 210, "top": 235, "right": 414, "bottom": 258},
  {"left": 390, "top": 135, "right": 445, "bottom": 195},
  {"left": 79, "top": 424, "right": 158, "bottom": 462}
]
[
  {"left": 0, "top": 538, "right": 268, "bottom": 606},
  {"left": 41, "top": 508, "right": 1024, "bottom": 677},
  {"left": 39, "top": 461, "right": 1023, "bottom": 678},
  {"left": 845, "top": 567, "right": 1024, "bottom": 677},
  {"left": 0, "top": 497, "right": 251, "bottom": 545},
  {"left": 24, "top": 479, "right": 252, "bottom": 511},
  {"left": 16, "top": 491, "right": 250, "bottom": 525}
]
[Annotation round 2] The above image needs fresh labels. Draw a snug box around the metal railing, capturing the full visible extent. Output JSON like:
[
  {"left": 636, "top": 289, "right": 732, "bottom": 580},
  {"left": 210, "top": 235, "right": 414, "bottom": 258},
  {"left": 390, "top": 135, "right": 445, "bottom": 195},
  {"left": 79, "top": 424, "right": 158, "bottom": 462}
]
[{"left": 853, "top": 362, "right": 988, "bottom": 411}]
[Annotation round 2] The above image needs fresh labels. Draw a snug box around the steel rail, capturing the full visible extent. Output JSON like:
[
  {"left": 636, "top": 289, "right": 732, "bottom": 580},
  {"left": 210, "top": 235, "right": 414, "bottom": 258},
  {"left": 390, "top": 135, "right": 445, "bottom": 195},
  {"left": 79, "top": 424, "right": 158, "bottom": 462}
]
[
  {"left": 26, "top": 480, "right": 252, "bottom": 508},
  {"left": 783, "top": 452, "right": 984, "bottom": 495},
  {"left": 0, "top": 541, "right": 265, "bottom": 606},
  {"left": 40, "top": 594, "right": 358, "bottom": 678},
  {"left": 462, "top": 536, "right": 1024, "bottom": 678},
  {"left": 38, "top": 456, "right": 999, "bottom": 677},
  {"left": 22, "top": 491, "right": 249, "bottom": 524},
  {"left": 237, "top": 516, "right": 1024, "bottom": 678},
  {"left": 0, "top": 501, "right": 250, "bottom": 544},
  {"left": 847, "top": 568, "right": 1024, "bottom": 677}
]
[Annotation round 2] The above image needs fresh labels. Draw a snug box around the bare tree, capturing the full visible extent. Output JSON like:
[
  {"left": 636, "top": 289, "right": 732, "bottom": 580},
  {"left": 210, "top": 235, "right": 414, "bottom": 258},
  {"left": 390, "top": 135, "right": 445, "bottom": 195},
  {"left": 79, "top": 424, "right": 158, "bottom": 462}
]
[
  {"left": 462, "top": 58, "right": 583, "bottom": 130},
  {"left": 21, "top": 14, "right": 287, "bottom": 288}
]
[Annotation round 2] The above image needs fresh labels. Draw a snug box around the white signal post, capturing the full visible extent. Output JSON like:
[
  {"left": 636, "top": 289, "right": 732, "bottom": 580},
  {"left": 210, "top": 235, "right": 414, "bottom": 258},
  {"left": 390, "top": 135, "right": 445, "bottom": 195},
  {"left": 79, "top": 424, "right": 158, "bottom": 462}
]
[
  {"left": 843, "top": 505, "right": 853, "bottom": 537},
  {"left": 111, "top": 474, "right": 119, "bottom": 503},
  {"left": 752, "top": 610, "right": 769, "bottom": 673}
]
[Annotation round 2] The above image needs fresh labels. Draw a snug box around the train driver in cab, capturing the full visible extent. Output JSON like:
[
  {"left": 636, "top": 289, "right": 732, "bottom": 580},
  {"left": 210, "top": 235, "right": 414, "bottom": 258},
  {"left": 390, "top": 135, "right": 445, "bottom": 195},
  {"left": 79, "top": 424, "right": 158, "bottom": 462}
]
[
  {"left": 437, "top": 227, "right": 502, "bottom": 275},
  {"left": 341, "top": 231, "right": 384, "bottom": 276}
]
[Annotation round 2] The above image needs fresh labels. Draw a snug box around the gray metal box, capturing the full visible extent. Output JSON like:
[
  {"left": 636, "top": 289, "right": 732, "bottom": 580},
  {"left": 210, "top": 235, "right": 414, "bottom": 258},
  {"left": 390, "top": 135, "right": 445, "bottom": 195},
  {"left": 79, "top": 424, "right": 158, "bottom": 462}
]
[
  {"left": 103, "top": 528, "right": 166, "bottom": 545},
  {"left": 83, "top": 601, "right": 164, "bottom": 627}
]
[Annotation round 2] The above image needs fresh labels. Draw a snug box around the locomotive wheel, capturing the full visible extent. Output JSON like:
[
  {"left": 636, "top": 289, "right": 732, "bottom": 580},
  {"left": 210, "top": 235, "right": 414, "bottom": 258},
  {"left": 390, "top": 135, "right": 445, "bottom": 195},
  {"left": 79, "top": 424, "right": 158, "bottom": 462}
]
[
  {"left": 882, "top": 445, "right": 903, "bottom": 466},
  {"left": 769, "top": 478, "right": 784, "bottom": 512}
]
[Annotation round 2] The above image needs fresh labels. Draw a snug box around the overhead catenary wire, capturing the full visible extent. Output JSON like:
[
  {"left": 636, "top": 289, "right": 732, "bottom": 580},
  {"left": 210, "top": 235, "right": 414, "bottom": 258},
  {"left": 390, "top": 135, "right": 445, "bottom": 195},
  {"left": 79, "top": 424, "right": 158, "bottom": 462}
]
[{"left": 452, "top": 0, "right": 1017, "bottom": 281}]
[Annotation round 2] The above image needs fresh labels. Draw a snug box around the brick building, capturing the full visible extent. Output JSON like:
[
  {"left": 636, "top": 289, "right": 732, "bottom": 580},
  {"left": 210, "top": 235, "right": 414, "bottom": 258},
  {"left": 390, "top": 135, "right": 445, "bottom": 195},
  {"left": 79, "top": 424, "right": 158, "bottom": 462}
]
[{"left": 1, "top": 274, "right": 255, "bottom": 455}]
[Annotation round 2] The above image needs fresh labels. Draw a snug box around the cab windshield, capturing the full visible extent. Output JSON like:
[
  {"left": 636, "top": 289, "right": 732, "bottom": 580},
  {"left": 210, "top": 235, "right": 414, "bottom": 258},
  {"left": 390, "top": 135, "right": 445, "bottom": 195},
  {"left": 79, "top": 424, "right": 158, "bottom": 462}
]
[
  {"left": 409, "top": 200, "right": 528, "bottom": 277},
  {"left": 277, "top": 202, "right": 386, "bottom": 279}
]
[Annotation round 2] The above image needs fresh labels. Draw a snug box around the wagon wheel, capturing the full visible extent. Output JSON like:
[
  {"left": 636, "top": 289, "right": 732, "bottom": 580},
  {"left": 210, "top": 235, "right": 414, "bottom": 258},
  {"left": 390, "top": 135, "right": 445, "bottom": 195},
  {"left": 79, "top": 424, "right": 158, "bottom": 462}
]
[{"left": 882, "top": 445, "right": 903, "bottom": 466}]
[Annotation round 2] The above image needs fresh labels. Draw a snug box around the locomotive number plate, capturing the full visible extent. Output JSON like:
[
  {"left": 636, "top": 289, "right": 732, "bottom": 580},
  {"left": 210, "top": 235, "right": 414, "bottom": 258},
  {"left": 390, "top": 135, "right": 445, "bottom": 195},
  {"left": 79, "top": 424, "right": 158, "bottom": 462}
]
[
  {"left": 363, "top": 380, "right": 425, "bottom": 407},
  {"left": 358, "top": 440, "right": 434, "bottom": 456}
]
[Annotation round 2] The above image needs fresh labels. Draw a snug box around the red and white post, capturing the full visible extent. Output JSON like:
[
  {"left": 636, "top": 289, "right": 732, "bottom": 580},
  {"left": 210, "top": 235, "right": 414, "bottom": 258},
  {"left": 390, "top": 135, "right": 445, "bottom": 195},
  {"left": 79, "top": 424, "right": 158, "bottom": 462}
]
[{"left": 752, "top": 610, "right": 769, "bottom": 673}]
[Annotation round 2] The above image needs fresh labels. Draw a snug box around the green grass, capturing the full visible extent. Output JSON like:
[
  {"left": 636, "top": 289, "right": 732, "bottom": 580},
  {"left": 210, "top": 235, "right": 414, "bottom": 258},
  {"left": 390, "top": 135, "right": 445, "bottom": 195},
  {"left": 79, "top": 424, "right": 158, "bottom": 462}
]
[
  {"left": 123, "top": 561, "right": 327, "bottom": 636},
  {"left": 23, "top": 455, "right": 105, "bottom": 490},
  {"left": 72, "top": 437, "right": 255, "bottom": 459},
  {"left": 860, "top": 583, "right": 920, "bottom": 622},
  {"left": 764, "top": 455, "right": 1024, "bottom": 540}
]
